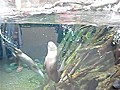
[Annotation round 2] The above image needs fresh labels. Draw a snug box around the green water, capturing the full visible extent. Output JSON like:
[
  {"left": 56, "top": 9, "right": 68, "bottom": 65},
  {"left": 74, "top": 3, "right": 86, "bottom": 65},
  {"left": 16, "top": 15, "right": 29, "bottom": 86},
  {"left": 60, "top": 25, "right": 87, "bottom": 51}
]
[{"left": 0, "top": 57, "right": 45, "bottom": 90}]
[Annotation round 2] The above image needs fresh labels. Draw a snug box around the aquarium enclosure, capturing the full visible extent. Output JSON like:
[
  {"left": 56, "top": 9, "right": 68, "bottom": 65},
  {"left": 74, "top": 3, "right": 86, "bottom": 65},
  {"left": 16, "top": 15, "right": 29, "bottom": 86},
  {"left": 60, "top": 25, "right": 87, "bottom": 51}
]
[{"left": 0, "top": 0, "right": 120, "bottom": 90}]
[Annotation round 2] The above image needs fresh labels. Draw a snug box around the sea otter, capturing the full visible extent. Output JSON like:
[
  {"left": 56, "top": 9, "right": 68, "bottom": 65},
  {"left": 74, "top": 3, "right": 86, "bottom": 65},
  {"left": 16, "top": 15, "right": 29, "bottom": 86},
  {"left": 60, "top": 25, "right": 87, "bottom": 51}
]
[
  {"left": 13, "top": 47, "right": 44, "bottom": 78},
  {"left": 44, "top": 41, "right": 60, "bottom": 83}
]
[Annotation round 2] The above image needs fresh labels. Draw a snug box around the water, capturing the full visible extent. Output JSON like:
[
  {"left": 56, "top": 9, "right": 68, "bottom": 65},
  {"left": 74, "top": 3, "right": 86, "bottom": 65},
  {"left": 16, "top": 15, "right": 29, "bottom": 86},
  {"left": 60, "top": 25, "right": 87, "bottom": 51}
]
[
  {"left": 0, "top": 22, "right": 120, "bottom": 90},
  {"left": 0, "top": 1, "right": 120, "bottom": 90}
]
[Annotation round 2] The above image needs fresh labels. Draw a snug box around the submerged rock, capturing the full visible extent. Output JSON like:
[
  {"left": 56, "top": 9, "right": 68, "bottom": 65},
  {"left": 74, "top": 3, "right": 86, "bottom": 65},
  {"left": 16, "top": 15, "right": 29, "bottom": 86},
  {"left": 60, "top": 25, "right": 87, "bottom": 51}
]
[
  {"left": 4, "top": 64, "right": 13, "bottom": 73},
  {"left": 9, "top": 63, "right": 17, "bottom": 67}
]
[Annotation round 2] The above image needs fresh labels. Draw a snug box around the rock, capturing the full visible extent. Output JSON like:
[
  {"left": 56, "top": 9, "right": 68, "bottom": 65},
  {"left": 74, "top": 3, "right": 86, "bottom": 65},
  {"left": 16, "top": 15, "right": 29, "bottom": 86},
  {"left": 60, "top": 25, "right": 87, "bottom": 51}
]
[
  {"left": 5, "top": 67, "right": 13, "bottom": 73},
  {"left": 9, "top": 63, "right": 17, "bottom": 67}
]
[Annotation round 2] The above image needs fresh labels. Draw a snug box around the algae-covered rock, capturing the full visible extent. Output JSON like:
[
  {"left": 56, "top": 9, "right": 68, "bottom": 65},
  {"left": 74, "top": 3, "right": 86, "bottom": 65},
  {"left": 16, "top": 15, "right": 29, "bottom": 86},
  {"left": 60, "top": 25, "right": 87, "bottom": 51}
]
[
  {"left": 9, "top": 63, "right": 17, "bottom": 67},
  {"left": 4, "top": 64, "right": 13, "bottom": 73},
  {"left": 9, "top": 63, "right": 18, "bottom": 70},
  {"left": 22, "top": 64, "right": 28, "bottom": 68}
]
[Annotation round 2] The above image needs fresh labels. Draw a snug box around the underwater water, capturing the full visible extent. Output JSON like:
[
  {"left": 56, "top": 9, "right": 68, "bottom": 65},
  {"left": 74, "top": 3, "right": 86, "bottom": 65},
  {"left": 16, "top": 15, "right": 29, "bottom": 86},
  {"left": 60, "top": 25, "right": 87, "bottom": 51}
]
[{"left": 0, "top": 22, "right": 120, "bottom": 90}]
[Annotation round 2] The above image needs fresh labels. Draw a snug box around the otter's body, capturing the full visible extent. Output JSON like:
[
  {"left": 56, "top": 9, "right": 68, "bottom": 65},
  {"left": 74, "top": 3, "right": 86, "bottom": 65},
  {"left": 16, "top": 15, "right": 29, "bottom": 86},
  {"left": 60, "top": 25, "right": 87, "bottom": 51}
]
[
  {"left": 44, "top": 41, "right": 60, "bottom": 83},
  {"left": 13, "top": 47, "right": 44, "bottom": 78}
]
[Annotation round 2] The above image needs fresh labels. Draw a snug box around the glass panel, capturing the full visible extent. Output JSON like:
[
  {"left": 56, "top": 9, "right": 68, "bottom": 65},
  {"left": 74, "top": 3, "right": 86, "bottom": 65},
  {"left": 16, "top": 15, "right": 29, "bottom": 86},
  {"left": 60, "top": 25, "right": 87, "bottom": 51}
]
[{"left": 0, "top": 0, "right": 120, "bottom": 90}]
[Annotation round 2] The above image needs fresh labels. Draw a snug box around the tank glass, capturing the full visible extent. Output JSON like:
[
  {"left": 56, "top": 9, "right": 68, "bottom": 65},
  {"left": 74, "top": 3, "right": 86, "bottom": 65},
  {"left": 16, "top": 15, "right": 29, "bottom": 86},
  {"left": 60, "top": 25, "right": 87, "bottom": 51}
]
[{"left": 0, "top": 0, "right": 120, "bottom": 90}]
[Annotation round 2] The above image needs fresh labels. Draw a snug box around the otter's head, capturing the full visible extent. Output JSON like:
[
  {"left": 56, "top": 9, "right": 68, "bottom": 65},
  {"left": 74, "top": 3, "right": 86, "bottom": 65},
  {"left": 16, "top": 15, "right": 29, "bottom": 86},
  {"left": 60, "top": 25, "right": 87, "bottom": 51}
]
[{"left": 48, "top": 41, "right": 57, "bottom": 51}]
